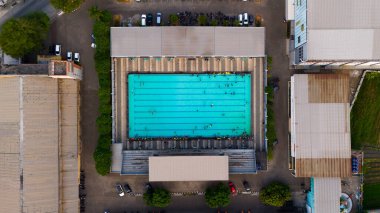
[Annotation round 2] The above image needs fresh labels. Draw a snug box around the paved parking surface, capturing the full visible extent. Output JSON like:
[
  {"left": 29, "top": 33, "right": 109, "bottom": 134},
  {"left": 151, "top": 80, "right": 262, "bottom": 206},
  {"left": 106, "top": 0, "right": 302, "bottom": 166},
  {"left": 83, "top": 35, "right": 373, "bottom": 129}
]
[{"left": 48, "top": 0, "right": 306, "bottom": 212}]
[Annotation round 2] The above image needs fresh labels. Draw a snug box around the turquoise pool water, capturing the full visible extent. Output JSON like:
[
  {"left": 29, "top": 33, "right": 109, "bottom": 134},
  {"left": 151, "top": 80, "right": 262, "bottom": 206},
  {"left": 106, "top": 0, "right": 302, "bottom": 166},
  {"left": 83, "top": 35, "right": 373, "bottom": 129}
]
[{"left": 128, "top": 74, "right": 251, "bottom": 138}]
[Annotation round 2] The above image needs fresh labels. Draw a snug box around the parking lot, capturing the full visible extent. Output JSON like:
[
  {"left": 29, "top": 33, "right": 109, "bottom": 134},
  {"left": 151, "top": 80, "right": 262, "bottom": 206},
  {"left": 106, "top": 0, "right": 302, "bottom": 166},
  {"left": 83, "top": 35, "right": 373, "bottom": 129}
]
[{"left": 47, "top": 0, "right": 303, "bottom": 212}]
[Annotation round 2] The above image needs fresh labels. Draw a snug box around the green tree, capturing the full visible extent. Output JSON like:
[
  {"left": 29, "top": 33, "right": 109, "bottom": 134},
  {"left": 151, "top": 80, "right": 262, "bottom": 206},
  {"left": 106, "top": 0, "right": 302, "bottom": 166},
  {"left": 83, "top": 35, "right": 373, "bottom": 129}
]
[
  {"left": 205, "top": 183, "right": 231, "bottom": 208},
  {"left": 88, "top": 6, "right": 103, "bottom": 21},
  {"left": 51, "top": 0, "right": 84, "bottom": 13},
  {"left": 0, "top": 12, "right": 50, "bottom": 58},
  {"left": 259, "top": 182, "right": 291, "bottom": 207},
  {"left": 143, "top": 188, "right": 171, "bottom": 208}
]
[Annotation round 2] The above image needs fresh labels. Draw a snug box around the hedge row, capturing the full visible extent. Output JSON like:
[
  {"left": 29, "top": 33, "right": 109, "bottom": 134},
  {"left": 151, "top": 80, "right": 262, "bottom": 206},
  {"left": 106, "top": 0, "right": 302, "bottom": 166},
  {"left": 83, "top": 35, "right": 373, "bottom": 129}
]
[{"left": 92, "top": 10, "right": 113, "bottom": 176}]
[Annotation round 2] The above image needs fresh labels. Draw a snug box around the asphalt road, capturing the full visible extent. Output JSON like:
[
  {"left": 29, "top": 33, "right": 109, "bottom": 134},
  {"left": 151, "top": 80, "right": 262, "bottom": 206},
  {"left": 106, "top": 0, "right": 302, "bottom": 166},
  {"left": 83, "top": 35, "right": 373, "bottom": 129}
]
[
  {"left": 19, "top": 0, "right": 306, "bottom": 212},
  {"left": 0, "top": 0, "right": 56, "bottom": 26}
]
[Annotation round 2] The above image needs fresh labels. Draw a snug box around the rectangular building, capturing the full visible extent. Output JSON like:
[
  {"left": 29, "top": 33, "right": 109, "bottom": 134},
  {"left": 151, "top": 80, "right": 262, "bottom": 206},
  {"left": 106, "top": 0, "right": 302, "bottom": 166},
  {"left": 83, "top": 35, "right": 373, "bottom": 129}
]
[
  {"left": 292, "top": 0, "right": 380, "bottom": 66},
  {"left": 290, "top": 74, "right": 351, "bottom": 177},
  {"left": 149, "top": 156, "right": 229, "bottom": 182},
  {"left": 0, "top": 75, "right": 80, "bottom": 212}
]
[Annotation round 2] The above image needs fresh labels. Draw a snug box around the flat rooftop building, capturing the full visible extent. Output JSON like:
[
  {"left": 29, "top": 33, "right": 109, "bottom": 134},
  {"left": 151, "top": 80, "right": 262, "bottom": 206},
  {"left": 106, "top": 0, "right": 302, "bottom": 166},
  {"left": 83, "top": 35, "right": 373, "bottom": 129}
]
[
  {"left": 290, "top": 74, "right": 351, "bottom": 212},
  {"left": 0, "top": 75, "right": 80, "bottom": 212},
  {"left": 111, "top": 27, "right": 266, "bottom": 178},
  {"left": 291, "top": 0, "right": 380, "bottom": 67},
  {"left": 290, "top": 74, "right": 351, "bottom": 177}
]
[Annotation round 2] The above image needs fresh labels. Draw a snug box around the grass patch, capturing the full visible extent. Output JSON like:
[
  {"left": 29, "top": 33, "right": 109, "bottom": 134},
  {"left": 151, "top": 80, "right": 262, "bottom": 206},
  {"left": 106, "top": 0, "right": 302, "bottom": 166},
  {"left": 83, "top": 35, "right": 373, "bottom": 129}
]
[
  {"left": 90, "top": 8, "right": 113, "bottom": 176},
  {"left": 363, "top": 183, "right": 380, "bottom": 209},
  {"left": 266, "top": 85, "right": 276, "bottom": 160},
  {"left": 351, "top": 72, "right": 380, "bottom": 149}
]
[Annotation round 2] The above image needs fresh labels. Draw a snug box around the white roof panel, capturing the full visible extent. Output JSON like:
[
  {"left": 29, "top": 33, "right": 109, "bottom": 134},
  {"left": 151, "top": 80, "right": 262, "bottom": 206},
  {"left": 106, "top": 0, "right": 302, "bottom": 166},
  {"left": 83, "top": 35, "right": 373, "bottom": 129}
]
[
  {"left": 149, "top": 156, "right": 229, "bottom": 181},
  {"left": 313, "top": 177, "right": 341, "bottom": 213},
  {"left": 306, "top": 0, "right": 380, "bottom": 61},
  {"left": 111, "top": 27, "right": 265, "bottom": 57}
]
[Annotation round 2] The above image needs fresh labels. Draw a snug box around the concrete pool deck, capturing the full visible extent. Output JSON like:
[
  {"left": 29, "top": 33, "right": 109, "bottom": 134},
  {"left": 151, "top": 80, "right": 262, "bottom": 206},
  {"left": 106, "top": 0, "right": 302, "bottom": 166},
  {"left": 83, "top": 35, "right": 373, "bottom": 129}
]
[{"left": 114, "top": 57, "right": 265, "bottom": 151}]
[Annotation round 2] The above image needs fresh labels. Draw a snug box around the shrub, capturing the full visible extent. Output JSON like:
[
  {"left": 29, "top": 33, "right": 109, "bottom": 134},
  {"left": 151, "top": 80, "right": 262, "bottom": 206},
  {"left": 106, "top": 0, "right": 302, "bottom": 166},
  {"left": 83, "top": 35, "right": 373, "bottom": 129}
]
[
  {"left": 143, "top": 188, "right": 171, "bottom": 208},
  {"left": 210, "top": 19, "right": 218, "bottom": 26},
  {"left": 205, "top": 183, "right": 231, "bottom": 208},
  {"left": 169, "top": 14, "right": 179, "bottom": 26},
  {"left": 259, "top": 182, "right": 291, "bottom": 207},
  {"left": 90, "top": 8, "right": 113, "bottom": 176},
  {"left": 198, "top": 15, "right": 208, "bottom": 26},
  {"left": 51, "top": 0, "right": 84, "bottom": 13}
]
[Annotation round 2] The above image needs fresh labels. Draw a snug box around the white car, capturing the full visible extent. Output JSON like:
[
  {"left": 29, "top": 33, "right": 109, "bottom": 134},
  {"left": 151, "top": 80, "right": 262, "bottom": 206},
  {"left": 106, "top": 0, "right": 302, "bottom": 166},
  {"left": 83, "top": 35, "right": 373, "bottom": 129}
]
[
  {"left": 74, "top": 53, "right": 80, "bottom": 63},
  {"left": 238, "top": 14, "right": 243, "bottom": 26},
  {"left": 141, "top": 14, "right": 146, "bottom": 26},
  {"left": 67, "top": 52, "right": 72, "bottom": 61},
  {"left": 55, "top": 44, "right": 61, "bottom": 56},
  {"left": 243, "top": 13, "right": 249, "bottom": 25},
  {"left": 156, "top": 13, "right": 161, "bottom": 25}
]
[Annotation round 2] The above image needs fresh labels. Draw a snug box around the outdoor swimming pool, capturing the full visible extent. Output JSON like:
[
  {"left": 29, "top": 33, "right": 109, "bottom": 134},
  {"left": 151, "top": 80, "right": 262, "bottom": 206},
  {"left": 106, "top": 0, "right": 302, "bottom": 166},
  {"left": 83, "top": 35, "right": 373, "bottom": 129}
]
[{"left": 128, "top": 74, "right": 251, "bottom": 138}]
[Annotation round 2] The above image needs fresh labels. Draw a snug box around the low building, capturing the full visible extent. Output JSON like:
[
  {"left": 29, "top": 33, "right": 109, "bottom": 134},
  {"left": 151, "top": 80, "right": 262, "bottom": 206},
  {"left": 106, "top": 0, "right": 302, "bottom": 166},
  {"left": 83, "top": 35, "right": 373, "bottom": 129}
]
[
  {"left": 0, "top": 64, "right": 81, "bottom": 212},
  {"left": 290, "top": 74, "right": 351, "bottom": 177},
  {"left": 110, "top": 27, "right": 266, "bottom": 179},
  {"left": 290, "top": 74, "right": 351, "bottom": 212},
  {"left": 289, "top": 0, "right": 380, "bottom": 68}
]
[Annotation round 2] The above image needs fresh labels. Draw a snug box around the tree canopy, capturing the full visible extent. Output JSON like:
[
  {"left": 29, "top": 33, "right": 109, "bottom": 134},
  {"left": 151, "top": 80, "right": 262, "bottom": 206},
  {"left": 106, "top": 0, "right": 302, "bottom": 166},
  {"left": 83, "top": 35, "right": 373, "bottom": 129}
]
[
  {"left": 259, "top": 182, "right": 291, "bottom": 207},
  {"left": 205, "top": 183, "right": 231, "bottom": 208},
  {"left": 143, "top": 188, "right": 171, "bottom": 208},
  {"left": 0, "top": 12, "right": 50, "bottom": 58},
  {"left": 51, "top": 0, "right": 84, "bottom": 13}
]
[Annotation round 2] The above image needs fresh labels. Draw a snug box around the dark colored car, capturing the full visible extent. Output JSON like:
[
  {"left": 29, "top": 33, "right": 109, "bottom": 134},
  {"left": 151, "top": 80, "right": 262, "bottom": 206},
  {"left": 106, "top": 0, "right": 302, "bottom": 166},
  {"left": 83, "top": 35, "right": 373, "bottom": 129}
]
[
  {"left": 145, "top": 183, "right": 153, "bottom": 193},
  {"left": 124, "top": 183, "right": 132, "bottom": 193},
  {"left": 228, "top": 181, "right": 237, "bottom": 196},
  {"left": 116, "top": 184, "right": 125, "bottom": 197},
  {"left": 147, "top": 13, "right": 153, "bottom": 26},
  {"left": 249, "top": 15, "right": 254, "bottom": 25},
  {"left": 243, "top": 180, "right": 251, "bottom": 192}
]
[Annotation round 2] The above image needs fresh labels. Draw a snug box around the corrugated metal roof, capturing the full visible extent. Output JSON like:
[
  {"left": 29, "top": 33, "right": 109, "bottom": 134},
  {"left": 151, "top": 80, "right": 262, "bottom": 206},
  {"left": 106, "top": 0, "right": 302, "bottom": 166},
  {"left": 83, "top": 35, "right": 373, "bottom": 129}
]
[
  {"left": 111, "top": 27, "right": 265, "bottom": 57},
  {"left": 306, "top": 0, "right": 380, "bottom": 60},
  {"left": 308, "top": 0, "right": 380, "bottom": 29},
  {"left": 290, "top": 74, "right": 351, "bottom": 177},
  {"left": 313, "top": 177, "right": 341, "bottom": 213},
  {"left": 0, "top": 76, "right": 79, "bottom": 212},
  {"left": 0, "top": 76, "right": 21, "bottom": 212},
  {"left": 59, "top": 79, "right": 80, "bottom": 213},
  {"left": 149, "top": 156, "right": 229, "bottom": 181}
]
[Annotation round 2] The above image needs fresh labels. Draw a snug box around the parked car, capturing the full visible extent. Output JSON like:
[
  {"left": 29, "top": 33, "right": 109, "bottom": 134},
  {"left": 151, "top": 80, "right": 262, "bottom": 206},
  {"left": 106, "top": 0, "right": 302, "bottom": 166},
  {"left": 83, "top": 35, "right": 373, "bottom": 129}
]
[
  {"left": 124, "top": 183, "right": 132, "bottom": 193},
  {"left": 243, "top": 180, "right": 251, "bottom": 192},
  {"left": 116, "top": 184, "right": 125, "bottom": 197},
  {"left": 147, "top": 13, "right": 153, "bottom": 26},
  {"left": 74, "top": 53, "right": 80, "bottom": 63},
  {"left": 256, "top": 162, "right": 262, "bottom": 170},
  {"left": 91, "top": 33, "right": 96, "bottom": 48},
  {"left": 67, "top": 52, "right": 72, "bottom": 61},
  {"left": 145, "top": 183, "right": 153, "bottom": 193},
  {"left": 238, "top": 14, "right": 243, "bottom": 26},
  {"left": 249, "top": 15, "right": 254, "bottom": 25},
  {"left": 141, "top": 14, "right": 146, "bottom": 26},
  {"left": 156, "top": 12, "right": 162, "bottom": 25},
  {"left": 55, "top": 44, "right": 61, "bottom": 56},
  {"left": 243, "top": 13, "right": 249, "bottom": 25},
  {"left": 228, "top": 181, "right": 237, "bottom": 196}
]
